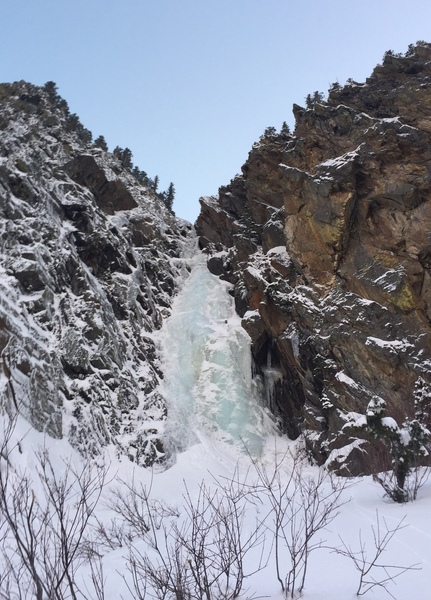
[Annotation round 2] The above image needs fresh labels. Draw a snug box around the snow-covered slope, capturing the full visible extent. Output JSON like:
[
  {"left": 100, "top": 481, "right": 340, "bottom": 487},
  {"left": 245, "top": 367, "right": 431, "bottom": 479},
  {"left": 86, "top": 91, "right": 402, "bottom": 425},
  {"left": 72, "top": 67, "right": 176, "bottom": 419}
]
[{"left": 1, "top": 393, "right": 430, "bottom": 599}]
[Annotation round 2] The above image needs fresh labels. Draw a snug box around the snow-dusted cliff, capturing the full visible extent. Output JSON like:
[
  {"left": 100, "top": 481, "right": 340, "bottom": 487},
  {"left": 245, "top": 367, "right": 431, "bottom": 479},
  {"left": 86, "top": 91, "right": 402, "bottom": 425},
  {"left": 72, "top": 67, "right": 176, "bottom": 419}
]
[{"left": 0, "top": 81, "right": 193, "bottom": 466}]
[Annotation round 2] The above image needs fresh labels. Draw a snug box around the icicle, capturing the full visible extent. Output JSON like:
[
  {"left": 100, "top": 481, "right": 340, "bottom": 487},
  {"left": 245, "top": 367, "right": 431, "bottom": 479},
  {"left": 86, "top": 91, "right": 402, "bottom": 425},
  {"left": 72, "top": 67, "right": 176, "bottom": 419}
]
[{"left": 262, "top": 345, "right": 283, "bottom": 415}]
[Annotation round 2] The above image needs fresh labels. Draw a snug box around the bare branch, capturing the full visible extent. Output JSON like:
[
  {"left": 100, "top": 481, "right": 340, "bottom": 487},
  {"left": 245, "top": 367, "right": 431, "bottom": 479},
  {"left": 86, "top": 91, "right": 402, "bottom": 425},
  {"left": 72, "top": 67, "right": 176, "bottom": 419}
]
[{"left": 335, "top": 510, "right": 421, "bottom": 597}]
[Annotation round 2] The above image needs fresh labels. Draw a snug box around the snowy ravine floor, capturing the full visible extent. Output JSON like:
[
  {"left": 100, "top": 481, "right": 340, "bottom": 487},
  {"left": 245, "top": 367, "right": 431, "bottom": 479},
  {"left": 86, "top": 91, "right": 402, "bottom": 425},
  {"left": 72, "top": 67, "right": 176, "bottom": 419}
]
[{"left": 1, "top": 245, "right": 431, "bottom": 599}]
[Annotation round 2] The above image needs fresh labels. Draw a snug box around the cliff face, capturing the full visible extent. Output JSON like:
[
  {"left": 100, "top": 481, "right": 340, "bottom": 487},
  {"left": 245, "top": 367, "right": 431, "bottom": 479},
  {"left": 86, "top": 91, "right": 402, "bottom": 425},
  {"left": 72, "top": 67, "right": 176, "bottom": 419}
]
[
  {"left": 196, "top": 43, "right": 431, "bottom": 474},
  {"left": 0, "top": 81, "right": 192, "bottom": 466}
]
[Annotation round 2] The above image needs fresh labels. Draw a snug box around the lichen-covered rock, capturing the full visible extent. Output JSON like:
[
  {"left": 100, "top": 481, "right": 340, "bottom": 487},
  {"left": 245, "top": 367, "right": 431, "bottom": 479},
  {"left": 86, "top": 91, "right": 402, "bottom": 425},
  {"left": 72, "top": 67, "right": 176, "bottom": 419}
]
[
  {"left": 0, "top": 81, "right": 193, "bottom": 466},
  {"left": 196, "top": 42, "right": 431, "bottom": 475}
]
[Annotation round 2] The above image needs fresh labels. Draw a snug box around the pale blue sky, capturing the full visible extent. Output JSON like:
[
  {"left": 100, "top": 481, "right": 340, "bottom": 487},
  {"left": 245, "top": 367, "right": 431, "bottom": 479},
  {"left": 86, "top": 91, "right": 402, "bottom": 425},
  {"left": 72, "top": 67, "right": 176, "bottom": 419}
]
[{"left": 2, "top": 1, "right": 431, "bottom": 222}]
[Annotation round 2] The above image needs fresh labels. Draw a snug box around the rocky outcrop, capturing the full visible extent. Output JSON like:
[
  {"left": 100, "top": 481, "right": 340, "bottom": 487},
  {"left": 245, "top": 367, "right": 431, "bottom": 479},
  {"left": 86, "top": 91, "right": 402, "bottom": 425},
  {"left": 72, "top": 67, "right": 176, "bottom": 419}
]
[
  {"left": 64, "top": 155, "right": 139, "bottom": 214},
  {"left": 0, "top": 81, "right": 193, "bottom": 465},
  {"left": 196, "top": 43, "right": 431, "bottom": 475}
]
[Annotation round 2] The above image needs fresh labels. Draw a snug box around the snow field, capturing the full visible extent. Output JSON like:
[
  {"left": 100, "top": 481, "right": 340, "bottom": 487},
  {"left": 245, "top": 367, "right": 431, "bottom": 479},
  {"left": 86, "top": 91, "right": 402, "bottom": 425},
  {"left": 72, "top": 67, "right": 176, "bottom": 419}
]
[
  {"left": 2, "top": 420, "right": 430, "bottom": 599},
  {"left": 1, "top": 243, "right": 430, "bottom": 599}
]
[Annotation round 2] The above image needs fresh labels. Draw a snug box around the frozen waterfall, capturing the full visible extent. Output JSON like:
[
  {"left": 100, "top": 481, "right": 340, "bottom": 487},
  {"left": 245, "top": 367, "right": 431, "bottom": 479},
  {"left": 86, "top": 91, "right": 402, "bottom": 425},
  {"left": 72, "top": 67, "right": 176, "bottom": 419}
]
[{"left": 158, "top": 245, "right": 270, "bottom": 461}]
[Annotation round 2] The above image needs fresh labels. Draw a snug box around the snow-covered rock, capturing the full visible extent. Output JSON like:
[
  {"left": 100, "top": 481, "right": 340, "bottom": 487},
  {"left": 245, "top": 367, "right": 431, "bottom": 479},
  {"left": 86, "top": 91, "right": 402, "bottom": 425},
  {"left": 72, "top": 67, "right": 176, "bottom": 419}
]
[{"left": 0, "top": 81, "right": 193, "bottom": 466}]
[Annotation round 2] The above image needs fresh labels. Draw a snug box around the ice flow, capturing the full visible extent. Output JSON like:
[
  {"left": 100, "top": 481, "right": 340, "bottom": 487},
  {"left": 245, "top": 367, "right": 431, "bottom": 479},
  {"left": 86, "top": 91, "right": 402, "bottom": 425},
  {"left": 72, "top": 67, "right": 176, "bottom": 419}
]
[{"left": 158, "top": 248, "right": 268, "bottom": 460}]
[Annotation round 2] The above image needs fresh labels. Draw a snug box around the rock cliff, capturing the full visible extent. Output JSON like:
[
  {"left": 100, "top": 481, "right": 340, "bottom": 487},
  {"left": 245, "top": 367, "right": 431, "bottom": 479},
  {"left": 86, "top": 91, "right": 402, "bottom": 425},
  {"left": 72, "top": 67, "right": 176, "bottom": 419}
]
[
  {"left": 0, "top": 81, "right": 193, "bottom": 465},
  {"left": 196, "top": 43, "right": 431, "bottom": 474}
]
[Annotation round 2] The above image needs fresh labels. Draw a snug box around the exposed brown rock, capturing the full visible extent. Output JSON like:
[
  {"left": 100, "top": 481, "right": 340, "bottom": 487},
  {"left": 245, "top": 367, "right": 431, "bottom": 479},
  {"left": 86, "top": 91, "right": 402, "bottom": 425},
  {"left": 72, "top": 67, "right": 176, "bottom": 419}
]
[{"left": 196, "top": 42, "right": 431, "bottom": 474}]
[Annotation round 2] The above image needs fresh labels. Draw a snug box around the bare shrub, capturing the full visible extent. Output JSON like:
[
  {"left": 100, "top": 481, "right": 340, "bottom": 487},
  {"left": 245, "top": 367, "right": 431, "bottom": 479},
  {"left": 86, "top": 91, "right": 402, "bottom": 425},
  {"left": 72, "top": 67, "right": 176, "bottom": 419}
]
[
  {"left": 0, "top": 417, "right": 106, "bottom": 600},
  {"left": 249, "top": 447, "right": 350, "bottom": 598},
  {"left": 373, "top": 466, "right": 430, "bottom": 504},
  {"left": 113, "top": 472, "right": 265, "bottom": 600},
  {"left": 335, "top": 511, "right": 421, "bottom": 598}
]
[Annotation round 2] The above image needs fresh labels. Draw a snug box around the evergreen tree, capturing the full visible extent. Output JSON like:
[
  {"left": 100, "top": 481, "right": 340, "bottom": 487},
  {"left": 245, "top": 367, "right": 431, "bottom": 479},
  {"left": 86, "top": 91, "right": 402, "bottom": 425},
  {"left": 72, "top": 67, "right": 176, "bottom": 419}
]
[
  {"left": 79, "top": 128, "right": 93, "bottom": 145},
  {"left": 132, "top": 166, "right": 141, "bottom": 180},
  {"left": 153, "top": 175, "right": 159, "bottom": 192},
  {"left": 65, "top": 113, "right": 92, "bottom": 144},
  {"left": 352, "top": 396, "right": 430, "bottom": 502},
  {"left": 43, "top": 81, "right": 70, "bottom": 115},
  {"left": 94, "top": 135, "right": 108, "bottom": 151},
  {"left": 113, "top": 146, "right": 133, "bottom": 169},
  {"left": 43, "top": 81, "right": 60, "bottom": 104},
  {"left": 163, "top": 182, "right": 175, "bottom": 211},
  {"left": 263, "top": 126, "right": 277, "bottom": 137},
  {"left": 414, "top": 377, "right": 431, "bottom": 426},
  {"left": 121, "top": 147, "right": 133, "bottom": 169},
  {"left": 132, "top": 166, "right": 150, "bottom": 185},
  {"left": 57, "top": 97, "right": 70, "bottom": 115},
  {"left": 305, "top": 91, "right": 325, "bottom": 108},
  {"left": 67, "top": 114, "right": 80, "bottom": 129},
  {"left": 313, "top": 90, "right": 325, "bottom": 103},
  {"left": 280, "top": 121, "right": 291, "bottom": 137}
]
